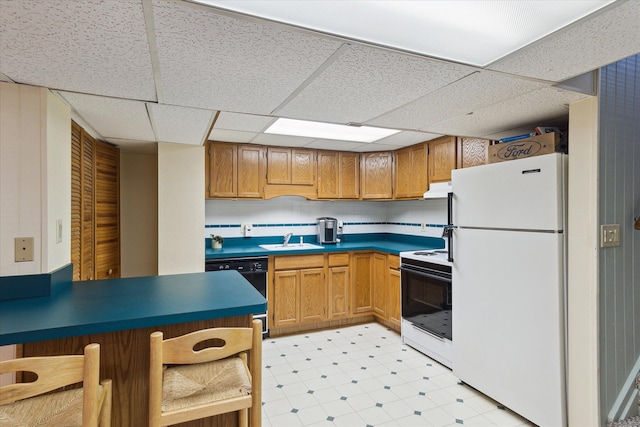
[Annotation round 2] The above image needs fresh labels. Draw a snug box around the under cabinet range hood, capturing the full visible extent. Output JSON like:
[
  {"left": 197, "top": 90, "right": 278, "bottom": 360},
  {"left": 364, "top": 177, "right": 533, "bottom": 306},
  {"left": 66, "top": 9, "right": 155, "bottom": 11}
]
[{"left": 423, "top": 182, "right": 452, "bottom": 199}]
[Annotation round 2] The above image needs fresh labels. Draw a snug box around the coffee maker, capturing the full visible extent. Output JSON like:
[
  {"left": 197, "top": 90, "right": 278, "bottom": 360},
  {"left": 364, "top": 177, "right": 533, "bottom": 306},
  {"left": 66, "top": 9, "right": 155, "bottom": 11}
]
[{"left": 316, "top": 217, "right": 341, "bottom": 244}]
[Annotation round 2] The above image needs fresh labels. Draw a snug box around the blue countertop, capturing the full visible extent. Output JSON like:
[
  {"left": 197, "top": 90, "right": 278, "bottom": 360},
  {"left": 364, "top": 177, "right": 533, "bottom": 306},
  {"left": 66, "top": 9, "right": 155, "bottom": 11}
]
[
  {"left": 205, "top": 233, "right": 444, "bottom": 259},
  {"left": 0, "top": 270, "right": 266, "bottom": 346}
]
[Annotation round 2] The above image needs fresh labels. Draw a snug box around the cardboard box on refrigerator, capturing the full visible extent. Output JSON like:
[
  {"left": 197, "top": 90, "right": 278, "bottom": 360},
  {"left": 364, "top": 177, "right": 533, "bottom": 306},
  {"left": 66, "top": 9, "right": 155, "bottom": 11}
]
[{"left": 488, "top": 132, "right": 566, "bottom": 163}]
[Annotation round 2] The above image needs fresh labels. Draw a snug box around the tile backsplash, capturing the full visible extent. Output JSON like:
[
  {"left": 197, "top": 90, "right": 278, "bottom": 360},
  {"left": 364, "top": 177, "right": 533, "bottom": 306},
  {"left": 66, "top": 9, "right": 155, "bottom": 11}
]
[{"left": 205, "top": 197, "right": 447, "bottom": 240}]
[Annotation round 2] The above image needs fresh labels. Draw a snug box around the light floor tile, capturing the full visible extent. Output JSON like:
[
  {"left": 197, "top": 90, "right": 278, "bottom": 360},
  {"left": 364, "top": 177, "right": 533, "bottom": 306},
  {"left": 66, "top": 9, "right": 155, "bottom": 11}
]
[{"left": 262, "top": 322, "right": 534, "bottom": 427}]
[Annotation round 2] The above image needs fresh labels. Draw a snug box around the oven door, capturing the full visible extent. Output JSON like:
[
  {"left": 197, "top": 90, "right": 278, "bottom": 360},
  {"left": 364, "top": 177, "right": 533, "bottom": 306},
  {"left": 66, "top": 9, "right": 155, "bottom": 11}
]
[{"left": 401, "top": 264, "right": 452, "bottom": 340}]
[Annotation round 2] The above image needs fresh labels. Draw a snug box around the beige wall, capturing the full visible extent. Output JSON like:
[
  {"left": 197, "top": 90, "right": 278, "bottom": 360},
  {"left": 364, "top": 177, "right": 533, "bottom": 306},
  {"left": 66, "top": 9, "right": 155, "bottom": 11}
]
[
  {"left": 157, "top": 143, "right": 204, "bottom": 274},
  {"left": 120, "top": 151, "right": 158, "bottom": 277},
  {"left": 0, "top": 82, "right": 71, "bottom": 385},
  {"left": 0, "top": 82, "right": 71, "bottom": 276},
  {"left": 567, "top": 96, "right": 600, "bottom": 425}
]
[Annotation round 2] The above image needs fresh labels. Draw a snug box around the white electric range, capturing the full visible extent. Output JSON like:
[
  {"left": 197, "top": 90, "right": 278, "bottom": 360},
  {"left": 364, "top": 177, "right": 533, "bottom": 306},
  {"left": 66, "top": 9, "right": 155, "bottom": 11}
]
[{"left": 399, "top": 248, "right": 453, "bottom": 368}]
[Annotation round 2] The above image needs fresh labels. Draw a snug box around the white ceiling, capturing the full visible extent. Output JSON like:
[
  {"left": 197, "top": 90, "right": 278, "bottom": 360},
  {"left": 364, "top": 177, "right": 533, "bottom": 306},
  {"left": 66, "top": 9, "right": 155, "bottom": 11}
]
[{"left": 1, "top": 0, "right": 639, "bottom": 154}]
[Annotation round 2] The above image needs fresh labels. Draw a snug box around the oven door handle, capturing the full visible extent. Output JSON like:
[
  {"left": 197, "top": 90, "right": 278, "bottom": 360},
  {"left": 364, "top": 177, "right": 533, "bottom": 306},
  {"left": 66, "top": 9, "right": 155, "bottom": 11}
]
[{"left": 400, "top": 265, "right": 452, "bottom": 283}]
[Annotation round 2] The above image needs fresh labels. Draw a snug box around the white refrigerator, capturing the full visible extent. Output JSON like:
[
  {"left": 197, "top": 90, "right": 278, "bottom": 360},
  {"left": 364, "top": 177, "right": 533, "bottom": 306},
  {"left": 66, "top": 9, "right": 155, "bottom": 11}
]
[{"left": 451, "top": 153, "right": 567, "bottom": 427}]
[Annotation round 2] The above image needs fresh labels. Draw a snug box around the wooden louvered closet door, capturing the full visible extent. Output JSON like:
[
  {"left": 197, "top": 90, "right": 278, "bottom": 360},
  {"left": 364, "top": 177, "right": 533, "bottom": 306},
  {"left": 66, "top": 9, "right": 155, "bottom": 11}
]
[
  {"left": 70, "top": 122, "right": 83, "bottom": 281},
  {"left": 94, "top": 140, "right": 119, "bottom": 279},
  {"left": 70, "top": 121, "right": 120, "bottom": 280}
]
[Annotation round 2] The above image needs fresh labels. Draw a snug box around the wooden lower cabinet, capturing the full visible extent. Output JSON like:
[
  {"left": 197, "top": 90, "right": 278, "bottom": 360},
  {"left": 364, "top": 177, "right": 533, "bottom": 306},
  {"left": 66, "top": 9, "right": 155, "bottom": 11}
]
[
  {"left": 328, "top": 253, "right": 350, "bottom": 320},
  {"left": 351, "top": 252, "right": 373, "bottom": 314},
  {"left": 270, "top": 251, "right": 402, "bottom": 336},
  {"left": 272, "top": 270, "right": 299, "bottom": 327},
  {"left": 387, "top": 255, "right": 401, "bottom": 330},
  {"left": 372, "top": 253, "right": 387, "bottom": 318},
  {"left": 300, "top": 268, "right": 326, "bottom": 323}
]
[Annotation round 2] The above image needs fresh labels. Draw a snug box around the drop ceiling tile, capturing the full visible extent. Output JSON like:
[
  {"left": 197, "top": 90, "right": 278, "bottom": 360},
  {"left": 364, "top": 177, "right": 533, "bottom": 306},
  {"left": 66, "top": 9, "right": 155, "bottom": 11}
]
[
  {"left": 148, "top": 104, "right": 214, "bottom": 145},
  {"left": 368, "top": 71, "right": 547, "bottom": 131},
  {"left": 303, "top": 139, "right": 363, "bottom": 151},
  {"left": 487, "top": 1, "right": 640, "bottom": 81},
  {"left": 375, "top": 131, "right": 442, "bottom": 147},
  {"left": 0, "top": 0, "right": 156, "bottom": 100},
  {"left": 208, "top": 129, "right": 258, "bottom": 144},
  {"left": 424, "top": 87, "right": 586, "bottom": 138},
  {"left": 351, "top": 143, "right": 399, "bottom": 153},
  {"left": 151, "top": 0, "right": 342, "bottom": 114},
  {"left": 276, "top": 44, "right": 475, "bottom": 124},
  {"left": 252, "top": 133, "right": 315, "bottom": 147},
  {"left": 214, "top": 112, "right": 275, "bottom": 132},
  {"left": 59, "top": 92, "right": 155, "bottom": 141}
]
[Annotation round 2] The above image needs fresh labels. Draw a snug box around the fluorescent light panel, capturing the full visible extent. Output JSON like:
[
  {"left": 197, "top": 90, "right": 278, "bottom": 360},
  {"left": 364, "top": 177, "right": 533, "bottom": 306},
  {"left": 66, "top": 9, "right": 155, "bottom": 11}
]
[
  {"left": 194, "top": 0, "right": 615, "bottom": 67},
  {"left": 265, "top": 118, "right": 400, "bottom": 142}
]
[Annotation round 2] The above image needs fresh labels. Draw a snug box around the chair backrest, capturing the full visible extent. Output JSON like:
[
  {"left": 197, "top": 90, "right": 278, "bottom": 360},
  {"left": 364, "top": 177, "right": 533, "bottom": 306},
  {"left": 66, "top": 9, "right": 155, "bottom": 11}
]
[
  {"left": 149, "top": 319, "right": 262, "bottom": 426},
  {"left": 0, "top": 343, "right": 101, "bottom": 426}
]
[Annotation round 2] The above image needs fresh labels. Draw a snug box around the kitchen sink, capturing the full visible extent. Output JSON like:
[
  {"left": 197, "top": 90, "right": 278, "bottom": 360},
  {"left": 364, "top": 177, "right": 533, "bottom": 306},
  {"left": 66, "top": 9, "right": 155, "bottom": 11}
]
[{"left": 259, "top": 243, "right": 324, "bottom": 251}]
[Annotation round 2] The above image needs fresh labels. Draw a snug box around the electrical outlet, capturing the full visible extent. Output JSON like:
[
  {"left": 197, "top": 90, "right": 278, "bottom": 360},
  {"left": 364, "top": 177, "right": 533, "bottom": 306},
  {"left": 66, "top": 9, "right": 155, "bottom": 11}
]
[
  {"left": 421, "top": 223, "right": 426, "bottom": 231},
  {"left": 600, "top": 224, "right": 620, "bottom": 248},
  {"left": 56, "top": 219, "right": 63, "bottom": 243}
]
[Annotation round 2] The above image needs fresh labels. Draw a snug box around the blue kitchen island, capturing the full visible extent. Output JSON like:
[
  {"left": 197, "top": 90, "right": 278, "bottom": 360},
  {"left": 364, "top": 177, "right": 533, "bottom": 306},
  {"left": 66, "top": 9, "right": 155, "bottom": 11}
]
[{"left": 0, "top": 268, "right": 266, "bottom": 427}]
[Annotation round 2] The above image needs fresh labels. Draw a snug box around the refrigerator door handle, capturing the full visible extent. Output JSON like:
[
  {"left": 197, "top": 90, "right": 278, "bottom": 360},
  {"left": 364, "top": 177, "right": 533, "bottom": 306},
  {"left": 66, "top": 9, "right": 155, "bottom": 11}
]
[{"left": 447, "top": 192, "right": 454, "bottom": 262}]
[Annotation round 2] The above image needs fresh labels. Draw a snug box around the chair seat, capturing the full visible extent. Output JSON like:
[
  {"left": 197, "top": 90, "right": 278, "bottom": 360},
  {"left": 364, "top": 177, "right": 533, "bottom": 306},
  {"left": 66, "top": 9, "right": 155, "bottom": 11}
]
[
  {"left": 0, "top": 384, "right": 105, "bottom": 427},
  {"left": 162, "top": 357, "right": 252, "bottom": 413}
]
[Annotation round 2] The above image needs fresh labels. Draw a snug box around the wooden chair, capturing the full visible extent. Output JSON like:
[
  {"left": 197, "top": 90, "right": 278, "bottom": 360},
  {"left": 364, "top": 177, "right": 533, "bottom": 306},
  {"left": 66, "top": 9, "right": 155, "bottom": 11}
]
[
  {"left": 0, "top": 343, "right": 112, "bottom": 426},
  {"left": 149, "top": 319, "right": 262, "bottom": 426}
]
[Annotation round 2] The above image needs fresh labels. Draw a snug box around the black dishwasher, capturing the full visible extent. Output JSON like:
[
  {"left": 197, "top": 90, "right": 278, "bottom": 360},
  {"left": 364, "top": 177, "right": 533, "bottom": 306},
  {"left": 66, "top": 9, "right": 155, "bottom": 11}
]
[{"left": 205, "top": 257, "right": 268, "bottom": 337}]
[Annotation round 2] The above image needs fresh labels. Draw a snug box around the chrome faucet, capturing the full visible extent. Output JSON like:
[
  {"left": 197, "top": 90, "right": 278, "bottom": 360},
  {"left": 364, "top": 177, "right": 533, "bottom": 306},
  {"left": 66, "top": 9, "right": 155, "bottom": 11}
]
[{"left": 283, "top": 232, "right": 293, "bottom": 246}]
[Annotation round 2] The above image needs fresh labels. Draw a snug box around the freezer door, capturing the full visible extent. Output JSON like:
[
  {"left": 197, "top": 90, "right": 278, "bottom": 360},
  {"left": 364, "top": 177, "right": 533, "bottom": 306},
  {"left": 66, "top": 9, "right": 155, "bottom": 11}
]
[
  {"left": 452, "top": 228, "right": 566, "bottom": 427},
  {"left": 451, "top": 153, "right": 565, "bottom": 231}
]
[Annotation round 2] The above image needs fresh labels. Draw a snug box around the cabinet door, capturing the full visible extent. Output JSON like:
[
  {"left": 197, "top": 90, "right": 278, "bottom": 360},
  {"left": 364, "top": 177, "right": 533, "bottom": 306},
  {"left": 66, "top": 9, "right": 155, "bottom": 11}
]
[
  {"left": 273, "top": 270, "right": 299, "bottom": 327},
  {"left": 388, "top": 268, "right": 401, "bottom": 328},
  {"left": 412, "top": 142, "right": 428, "bottom": 196},
  {"left": 317, "top": 151, "right": 339, "bottom": 198},
  {"left": 428, "top": 136, "right": 457, "bottom": 183},
  {"left": 237, "top": 144, "right": 264, "bottom": 198},
  {"left": 351, "top": 253, "right": 373, "bottom": 314},
  {"left": 300, "top": 268, "right": 326, "bottom": 323},
  {"left": 328, "top": 266, "right": 350, "bottom": 320},
  {"left": 94, "top": 140, "right": 120, "bottom": 279},
  {"left": 394, "top": 147, "right": 412, "bottom": 198},
  {"left": 457, "top": 137, "right": 491, "bottom": 168},
  {"left": 361, "top": 152, "right": 393, "bottom": 199},
  {"left": 291, "top": 149, "right": 315, "bottom": 185},
  {"left": 267, "top": 147, "right": 291, "bottom": 184},
  {"left": 339, "top": 152, "right": 360, "bottom": 199},
  {"left": 372, "top": 253, "right": 387, "bottom": 318},
  {"left": 207, "top": 142, "right": 237, "bottom": 198}
]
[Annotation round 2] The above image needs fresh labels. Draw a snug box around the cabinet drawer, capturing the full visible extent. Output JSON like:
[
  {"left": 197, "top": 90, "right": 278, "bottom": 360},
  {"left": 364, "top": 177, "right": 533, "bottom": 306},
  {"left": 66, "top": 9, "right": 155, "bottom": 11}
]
[
  {"left": 328, "top": 253, "right": 349, "bottom": 267},
  {"left": 274, "top": 254, "right": 325, "bottom": 270},
  {"left": 388, "top": 255, "right": 400, "bottom": 270}
]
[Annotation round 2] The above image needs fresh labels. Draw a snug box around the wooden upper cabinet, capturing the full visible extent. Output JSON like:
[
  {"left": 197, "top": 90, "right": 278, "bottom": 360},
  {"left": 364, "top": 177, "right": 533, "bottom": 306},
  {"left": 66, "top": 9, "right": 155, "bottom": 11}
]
[
  {"left": 237, "top": 144, "right": 265, "bottom": 198},
  {"left": 267, "top": 147, "right": 315, "bottom": 185},
  {"left": 317, "top": 151, "right": 360, "bottom": 199},
  {"left": 457, "top": 137, "right": 491, "bottom": 169},
  {"left": 206, "top": 142, "right": 264, "bottom": 199},
  {"left": 207, "top": 142, "right": 237, "bottom": 198},
  {"left": 360, "top": 152, "right": 393, "bottom": 199},
  {"left": 394, "top": 142, "right": 428, "bottom": 199},
  {"left": 428, "top": 136, "right": 457, "bottom": 183}
]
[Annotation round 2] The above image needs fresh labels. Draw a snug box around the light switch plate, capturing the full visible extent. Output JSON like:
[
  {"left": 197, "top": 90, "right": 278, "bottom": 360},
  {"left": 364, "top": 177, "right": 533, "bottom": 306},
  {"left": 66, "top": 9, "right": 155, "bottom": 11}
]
[
  {"left": 14, "top": 237, "right": 35, "bottom": 262},
  {"left": 601, "top": 224, "right": 620, "bottom": 248}
]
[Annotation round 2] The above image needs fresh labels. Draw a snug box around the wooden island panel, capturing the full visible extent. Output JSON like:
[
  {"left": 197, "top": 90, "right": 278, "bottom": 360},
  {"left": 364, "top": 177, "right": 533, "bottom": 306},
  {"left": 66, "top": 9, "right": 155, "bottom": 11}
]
[{"left": 22, "top": 315, "right": 252, "bottom": 427}]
